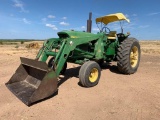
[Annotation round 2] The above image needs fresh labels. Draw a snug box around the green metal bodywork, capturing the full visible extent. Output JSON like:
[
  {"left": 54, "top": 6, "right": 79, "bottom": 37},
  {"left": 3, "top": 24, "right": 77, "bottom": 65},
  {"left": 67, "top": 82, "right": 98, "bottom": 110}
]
[{"left": 36, "top": 30, "right": 129, "bottom": 76}]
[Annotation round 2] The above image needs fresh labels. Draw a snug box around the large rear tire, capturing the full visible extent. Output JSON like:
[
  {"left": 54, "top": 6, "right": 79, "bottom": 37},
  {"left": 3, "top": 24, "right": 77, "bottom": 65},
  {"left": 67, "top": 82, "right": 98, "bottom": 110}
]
[
  {"left": 116, "top": 38, "right": 141, "bottom": 74},
  {"left": 79, "top": 61, "right": 101, "bottom": 87}
]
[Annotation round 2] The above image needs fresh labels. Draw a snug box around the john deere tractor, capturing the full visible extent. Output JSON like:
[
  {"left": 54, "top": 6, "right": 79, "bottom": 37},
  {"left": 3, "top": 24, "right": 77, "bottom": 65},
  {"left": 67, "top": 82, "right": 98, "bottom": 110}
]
[{"left": 6, "top": 13, "right": 141, "bottom": 106}]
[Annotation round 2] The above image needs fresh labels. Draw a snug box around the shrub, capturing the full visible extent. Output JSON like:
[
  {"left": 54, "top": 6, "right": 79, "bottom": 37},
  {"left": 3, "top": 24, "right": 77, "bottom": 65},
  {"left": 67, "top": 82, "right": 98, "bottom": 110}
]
[
  {"left": 15, "top": 45, "right": 19, "bottom": 48},
  {"left": 21, "top": 41, "right": 24, "bottom": 44}
]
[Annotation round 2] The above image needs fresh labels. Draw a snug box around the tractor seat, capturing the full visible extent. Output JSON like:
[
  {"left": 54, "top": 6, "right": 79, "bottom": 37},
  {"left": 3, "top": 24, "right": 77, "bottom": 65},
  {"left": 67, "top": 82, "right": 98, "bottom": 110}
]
[{"left": 107, "top": 31, "right": 117, "bottom": 40}]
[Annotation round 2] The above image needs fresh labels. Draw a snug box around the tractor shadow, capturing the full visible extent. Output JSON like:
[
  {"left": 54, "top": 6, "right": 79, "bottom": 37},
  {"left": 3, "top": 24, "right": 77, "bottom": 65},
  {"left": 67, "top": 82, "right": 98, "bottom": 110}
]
[
  {"left": 58, "top": 62, "right": 121, "bottom": 87},
  {"left": 58, "top": 66, "right": 87, "bottom": 87},
  {"left": 58, "top": 66, "right": 80, "bottom": 87},
  {"left": 101, "top": 62, "right": 121, "bottom": 74},
  {"left": 31, "top": 63, "right": 121, "bottom": 106}
]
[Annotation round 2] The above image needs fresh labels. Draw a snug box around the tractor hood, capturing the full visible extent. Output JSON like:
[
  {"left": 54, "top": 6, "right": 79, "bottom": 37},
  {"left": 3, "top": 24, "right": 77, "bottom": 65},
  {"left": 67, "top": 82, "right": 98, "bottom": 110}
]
[{"left": 57, "top": 30, "right": 99, "bottom": 39}]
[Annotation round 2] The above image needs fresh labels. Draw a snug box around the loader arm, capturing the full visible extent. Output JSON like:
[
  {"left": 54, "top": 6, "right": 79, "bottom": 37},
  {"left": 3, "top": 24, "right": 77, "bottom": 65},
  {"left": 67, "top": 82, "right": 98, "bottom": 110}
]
[{"left": 50, "top": 35, "right": 103, "bottom": 76}]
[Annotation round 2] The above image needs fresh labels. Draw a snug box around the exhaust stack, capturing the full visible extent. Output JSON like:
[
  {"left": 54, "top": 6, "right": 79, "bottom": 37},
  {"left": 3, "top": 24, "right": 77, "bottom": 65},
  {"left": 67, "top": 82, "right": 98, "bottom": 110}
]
[{"left": 87, "top": 12, "right": 92, "bottom": 33}]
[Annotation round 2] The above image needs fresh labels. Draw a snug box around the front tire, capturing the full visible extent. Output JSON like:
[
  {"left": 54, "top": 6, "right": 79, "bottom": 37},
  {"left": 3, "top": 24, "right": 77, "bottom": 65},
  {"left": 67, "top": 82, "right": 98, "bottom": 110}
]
[
  {"left": 116, "top": 38, "right": 141, "bottom": 74},
  {"left": 79, "top": 61, "right": 101, "bottom": 87}
]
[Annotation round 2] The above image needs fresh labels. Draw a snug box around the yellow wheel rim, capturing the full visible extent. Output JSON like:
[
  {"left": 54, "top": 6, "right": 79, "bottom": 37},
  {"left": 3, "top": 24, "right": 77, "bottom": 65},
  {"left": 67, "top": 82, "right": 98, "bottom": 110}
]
[
  {"left": 130, "top": 46, "right": 139, "bottom": 68},
  {"left": 89, "top": 68, "right": 98, "bottom": 83}
]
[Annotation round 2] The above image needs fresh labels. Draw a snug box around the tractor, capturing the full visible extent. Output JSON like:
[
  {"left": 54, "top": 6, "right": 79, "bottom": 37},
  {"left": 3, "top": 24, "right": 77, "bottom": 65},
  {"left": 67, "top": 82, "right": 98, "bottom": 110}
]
[{"left": 6, "top": 13, "right": 141, "bottom": 106}]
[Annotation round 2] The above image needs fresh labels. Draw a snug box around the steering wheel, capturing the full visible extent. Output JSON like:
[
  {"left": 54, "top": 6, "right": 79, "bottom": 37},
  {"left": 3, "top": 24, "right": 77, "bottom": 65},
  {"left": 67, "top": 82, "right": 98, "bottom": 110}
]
[{"left": 102, "top": 27, "right": 110, "bottom": 34}]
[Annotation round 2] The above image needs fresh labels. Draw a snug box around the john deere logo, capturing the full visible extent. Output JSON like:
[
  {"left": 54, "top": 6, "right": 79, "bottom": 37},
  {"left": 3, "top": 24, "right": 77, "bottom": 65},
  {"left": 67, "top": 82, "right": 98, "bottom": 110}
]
[{"left": 70, "top": 36, "right": 78, "bottom": 38}]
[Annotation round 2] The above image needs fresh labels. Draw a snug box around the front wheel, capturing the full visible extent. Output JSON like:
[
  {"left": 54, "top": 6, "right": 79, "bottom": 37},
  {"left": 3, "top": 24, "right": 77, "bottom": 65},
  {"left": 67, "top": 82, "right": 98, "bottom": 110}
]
[
  {"left": 79, "top": 61, "right": 101, "bottom": 87},
  {"left": 116, "top": 38, "right": 141, "bottom": 74}
]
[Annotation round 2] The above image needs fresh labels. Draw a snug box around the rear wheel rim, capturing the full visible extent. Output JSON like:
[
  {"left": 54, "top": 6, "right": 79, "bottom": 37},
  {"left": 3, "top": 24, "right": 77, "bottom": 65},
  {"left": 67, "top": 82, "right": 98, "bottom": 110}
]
[
  {"left": 130, "top": 46, "right": 139, "bottom": 68},
  {"left": 89, "top": 68, "right": 98, "bottom": 83}
]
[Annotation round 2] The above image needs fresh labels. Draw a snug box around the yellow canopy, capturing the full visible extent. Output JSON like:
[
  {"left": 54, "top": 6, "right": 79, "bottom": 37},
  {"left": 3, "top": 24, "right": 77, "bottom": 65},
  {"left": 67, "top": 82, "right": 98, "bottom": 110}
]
[{"left": 96, "top": 13, "right": 130, "bottom": 24}]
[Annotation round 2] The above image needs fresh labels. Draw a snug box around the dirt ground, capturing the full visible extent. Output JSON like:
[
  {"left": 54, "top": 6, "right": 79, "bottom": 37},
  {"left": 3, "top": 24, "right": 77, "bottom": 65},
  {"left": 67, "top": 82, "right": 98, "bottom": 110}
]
[{"left": 0, "top": 41, "right": 160, "bottom": 120}]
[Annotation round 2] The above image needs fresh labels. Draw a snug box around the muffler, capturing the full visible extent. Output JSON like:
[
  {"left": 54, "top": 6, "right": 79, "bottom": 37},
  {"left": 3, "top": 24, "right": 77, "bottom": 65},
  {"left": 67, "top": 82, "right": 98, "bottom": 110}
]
[{"left": 5, "top": 57, "right": 58, "bottom": 106}]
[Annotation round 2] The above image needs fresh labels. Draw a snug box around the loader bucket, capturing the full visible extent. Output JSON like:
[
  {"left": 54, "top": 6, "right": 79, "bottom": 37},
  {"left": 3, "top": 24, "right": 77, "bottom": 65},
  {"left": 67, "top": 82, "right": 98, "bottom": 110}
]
[{"left": 5, "top": 57, "right": 58, "bottom": 106}]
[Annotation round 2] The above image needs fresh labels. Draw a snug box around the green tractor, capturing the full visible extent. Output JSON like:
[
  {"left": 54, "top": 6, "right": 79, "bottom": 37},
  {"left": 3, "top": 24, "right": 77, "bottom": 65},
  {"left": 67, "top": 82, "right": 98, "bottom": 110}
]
[{"left": 6, "top": 13, "right": 141, "bottom": 106}]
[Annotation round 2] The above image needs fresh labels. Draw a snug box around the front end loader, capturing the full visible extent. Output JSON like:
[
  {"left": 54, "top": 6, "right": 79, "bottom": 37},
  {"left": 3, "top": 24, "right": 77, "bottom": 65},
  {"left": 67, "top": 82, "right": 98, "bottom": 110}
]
[{"left": 6, "top": 13, "right": 141, "bottom": 106}]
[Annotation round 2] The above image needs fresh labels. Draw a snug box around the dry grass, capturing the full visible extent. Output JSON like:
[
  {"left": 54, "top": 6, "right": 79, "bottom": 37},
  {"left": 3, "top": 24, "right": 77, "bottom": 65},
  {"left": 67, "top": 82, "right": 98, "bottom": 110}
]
[
  {"left": 25, "top": 42, "right": 40, "bottom": 49},
  {"left": 140, "top": 40, "right": 160, "bottom": 55},
  {"left": 1, "top": 40, "right": 160, "bottom": 55}
]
